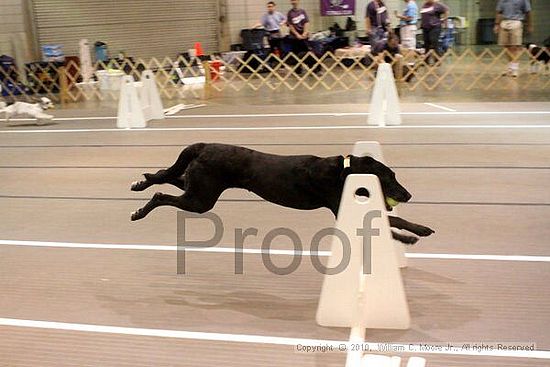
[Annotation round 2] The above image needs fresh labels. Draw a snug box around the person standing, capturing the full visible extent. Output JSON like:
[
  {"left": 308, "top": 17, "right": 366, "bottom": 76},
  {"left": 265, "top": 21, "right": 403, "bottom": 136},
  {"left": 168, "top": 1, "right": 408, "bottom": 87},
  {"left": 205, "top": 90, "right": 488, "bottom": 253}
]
[
  {"left": 287, "top": 0, "right": 314, "bottom": 73},
  {"left": 287, "top": 0, "right": 309, "bottom": 42},
  {"left": 254, "top": 1, "right": 287, "bottom": 54},
  {"left": 365, "top": 0, "right": 391, "bottom": 49},
  {"left": 395, "top": 0, "right": 418, "bottom": 50},
  {"left": 494, "top": 0, "right": 533, "bottom": 77},
  {"left": 420, "top": 0, "right": 449, "bottom": 63}
]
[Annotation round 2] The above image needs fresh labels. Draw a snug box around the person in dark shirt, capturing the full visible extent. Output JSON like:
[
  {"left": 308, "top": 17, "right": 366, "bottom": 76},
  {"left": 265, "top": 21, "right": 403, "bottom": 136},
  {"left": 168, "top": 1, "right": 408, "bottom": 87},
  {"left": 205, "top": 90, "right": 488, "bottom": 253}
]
[
  {"left": 286, "top": 0, "right": 316, "bottom": 74},
  {"left": 373, "top": 32, "right": 401, "bottom": 63},
  {"left": 366, "top": 32, "right": 403, "bottom": 78},
  {"left": 365, "top": 0, "right": 391, "bottom": 49},
  {"left": 287, "top": 0, "right": 309, "bottom": 40},
  {"left": 420, "top": 0, "right": 448, "bottom": 64}
]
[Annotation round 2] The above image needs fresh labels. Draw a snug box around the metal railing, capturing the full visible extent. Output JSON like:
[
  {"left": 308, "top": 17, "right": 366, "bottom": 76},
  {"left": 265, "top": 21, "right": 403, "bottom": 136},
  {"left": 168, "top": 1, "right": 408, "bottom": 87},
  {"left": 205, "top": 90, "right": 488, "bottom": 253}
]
[{"left": 0, "top": 48, "right": 548, "bottom": 104}]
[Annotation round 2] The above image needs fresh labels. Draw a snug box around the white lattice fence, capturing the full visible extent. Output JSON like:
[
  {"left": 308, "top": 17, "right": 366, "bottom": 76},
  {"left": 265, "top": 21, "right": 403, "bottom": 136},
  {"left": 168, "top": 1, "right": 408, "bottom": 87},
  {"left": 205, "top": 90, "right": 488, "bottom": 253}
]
[{"left": 0, "top": 48, "right": 548, "bottom": 103}]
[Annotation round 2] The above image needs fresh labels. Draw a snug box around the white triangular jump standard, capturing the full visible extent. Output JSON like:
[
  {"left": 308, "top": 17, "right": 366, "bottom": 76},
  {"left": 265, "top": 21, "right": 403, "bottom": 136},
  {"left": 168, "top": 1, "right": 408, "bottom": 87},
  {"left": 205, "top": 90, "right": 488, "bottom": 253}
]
[
  {"left": 367, "top": 63, "right": 401, "bottom": 126},
  {"left": 117, "top": 71, "right": 165, "bottom": 129},
  {"left": 117, "top": 76, "right": 146, "bottom": 129},
  {"left": 140, "top": 70, "right": 164, "bottom": 121},
  {"left": 316, "top": 174, "right": 410, "bottom": 367},
  {"left": 316, "top": 174, "right": 410, "bottom": 328},
  {"left": 352, "top": 141, "right": 407, "bottom": 268}
]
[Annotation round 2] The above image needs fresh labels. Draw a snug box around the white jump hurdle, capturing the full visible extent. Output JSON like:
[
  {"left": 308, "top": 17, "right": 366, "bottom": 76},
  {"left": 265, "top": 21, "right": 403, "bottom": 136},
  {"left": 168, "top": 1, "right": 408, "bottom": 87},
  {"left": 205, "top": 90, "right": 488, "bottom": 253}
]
[
  {"left": 368, "top": 63, "right": 401, "bottom": 126},
  {"left": 316, "top": 174, "right": 410, "bottom": 327},
  {"left": 316, "top": 172, "right": 411, "bottom": 366},
  {"left": 117, "top": 70, "right": 164, "bottom": 129}
]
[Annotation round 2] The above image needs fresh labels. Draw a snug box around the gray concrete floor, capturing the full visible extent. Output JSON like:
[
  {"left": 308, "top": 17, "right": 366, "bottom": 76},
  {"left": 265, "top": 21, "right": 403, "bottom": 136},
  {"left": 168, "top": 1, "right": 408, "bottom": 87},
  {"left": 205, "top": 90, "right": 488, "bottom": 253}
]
[{"left": 0, "top": 102, "right": 549, "bottom": 366}]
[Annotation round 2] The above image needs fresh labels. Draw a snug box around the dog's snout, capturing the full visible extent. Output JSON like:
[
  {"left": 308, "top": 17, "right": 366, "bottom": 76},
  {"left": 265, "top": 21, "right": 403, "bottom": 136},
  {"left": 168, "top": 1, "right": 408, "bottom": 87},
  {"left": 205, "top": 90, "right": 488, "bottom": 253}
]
[{"left": 396, "top": 188, "right": 412, "bottom": 203}]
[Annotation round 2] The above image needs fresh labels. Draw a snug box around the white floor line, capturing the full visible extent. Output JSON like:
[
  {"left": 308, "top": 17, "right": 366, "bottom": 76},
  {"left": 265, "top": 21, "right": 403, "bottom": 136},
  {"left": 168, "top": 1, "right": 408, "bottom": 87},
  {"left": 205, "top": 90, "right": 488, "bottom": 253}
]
[
  {"left": 406, "top": 253, "right": 550, "bottom": 262},
  {"left": 0, "top": 317, "right": 548, "bottom": 359},
  {"left": 2, "top": 240, "right": 550, "bottom": 262},
  {"left": 424, "top": 103, "right": 457, "bottom": 112},
  {"left": 165, "top": 111, "right": 550, "bottom": 118},
  {"left": 0, "top": 116, "right": 115, "bottom": 122},
  {"left": 0, "top": 110, "right": 549, "bottom": 124},
  {"left": 1, "top": 124, "right": 550, "bottom": 134}
]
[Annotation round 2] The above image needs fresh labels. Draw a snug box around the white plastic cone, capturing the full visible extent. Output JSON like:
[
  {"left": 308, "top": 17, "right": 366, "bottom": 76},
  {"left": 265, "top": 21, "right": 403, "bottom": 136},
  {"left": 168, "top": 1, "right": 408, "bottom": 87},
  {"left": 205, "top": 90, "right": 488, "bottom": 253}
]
[
  {"left": 117, "top": 75, "right": 146, "bottom": 129},
  {"left": 368, "top": 63, "right": 401, "bottom": 126},
  {"left": 141, "top": 70, "right": 164, "bottom": 120}
]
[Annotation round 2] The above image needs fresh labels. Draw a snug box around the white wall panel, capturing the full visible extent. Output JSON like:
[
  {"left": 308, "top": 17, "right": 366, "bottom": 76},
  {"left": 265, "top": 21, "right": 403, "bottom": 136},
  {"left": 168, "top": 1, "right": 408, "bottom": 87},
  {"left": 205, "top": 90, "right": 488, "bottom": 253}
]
[{"left": 31, "top": 0, "right": 219, "bottom": 59}]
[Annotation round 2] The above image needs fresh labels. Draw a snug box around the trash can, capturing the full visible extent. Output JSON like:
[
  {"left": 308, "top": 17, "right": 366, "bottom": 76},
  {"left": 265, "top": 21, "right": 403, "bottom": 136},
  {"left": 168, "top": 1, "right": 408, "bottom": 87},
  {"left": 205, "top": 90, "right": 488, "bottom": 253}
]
[
  {"left": 477, "top": 19, "right": 496, "bottom": 45},
  {"left": 94, "top": 41, "right": 108, "bottom": 62},
  {"left": 209, "top": 60, "right": 222, "bottom": 81},
  {"left": 240, "top": 29, "right": 267, "bottom": 51},
  {"left": 96, "top": 69, "right": 124, "bottom": 91}
]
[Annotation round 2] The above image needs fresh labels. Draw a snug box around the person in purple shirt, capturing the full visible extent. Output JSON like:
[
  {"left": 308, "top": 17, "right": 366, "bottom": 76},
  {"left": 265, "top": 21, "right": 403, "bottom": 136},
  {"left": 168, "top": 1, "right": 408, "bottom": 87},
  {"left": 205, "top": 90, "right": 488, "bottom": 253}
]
[
  {"left": 286, "top": 0, "right": 315, "bottom": 73},
  {"left": 420, "top": 0, "right": 449, "bottom": 63},
  {"left": 287, "top": 0, "right": 309, "bottom": 40},
  {"left": 365, "top": 0, "right": 391, "bottom": 48}
]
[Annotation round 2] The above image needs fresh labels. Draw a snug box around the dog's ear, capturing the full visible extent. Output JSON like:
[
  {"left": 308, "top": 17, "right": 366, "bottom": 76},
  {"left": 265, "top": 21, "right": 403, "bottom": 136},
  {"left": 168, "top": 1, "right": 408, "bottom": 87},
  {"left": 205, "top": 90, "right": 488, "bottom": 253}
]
[{"left": 27, "top": 96, "right": 41, "bottom": 105}]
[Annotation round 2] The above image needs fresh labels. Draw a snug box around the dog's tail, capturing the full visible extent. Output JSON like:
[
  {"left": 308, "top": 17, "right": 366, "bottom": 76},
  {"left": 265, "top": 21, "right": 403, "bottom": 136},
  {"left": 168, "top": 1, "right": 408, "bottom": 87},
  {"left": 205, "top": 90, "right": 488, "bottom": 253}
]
[{"left": 144, "top": 142, "right": 206, "bottom": 183}]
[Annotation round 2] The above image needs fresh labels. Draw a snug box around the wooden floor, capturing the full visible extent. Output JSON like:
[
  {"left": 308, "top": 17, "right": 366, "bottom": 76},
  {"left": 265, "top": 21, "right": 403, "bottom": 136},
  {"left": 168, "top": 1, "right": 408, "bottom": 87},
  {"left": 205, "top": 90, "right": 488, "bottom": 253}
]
[{"left": 0, "top": 102, "right": 549, "bottom": 367}]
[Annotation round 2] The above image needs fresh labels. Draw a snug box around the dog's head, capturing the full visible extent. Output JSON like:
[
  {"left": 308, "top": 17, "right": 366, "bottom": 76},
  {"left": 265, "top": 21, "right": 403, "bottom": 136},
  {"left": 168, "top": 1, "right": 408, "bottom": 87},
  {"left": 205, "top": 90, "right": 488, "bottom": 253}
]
[
  {"left": 350, "top": 155, "right": 412, "bottom": 210},
  {"left": 39, "top": 97, "right": 54, "bottom": 110}
]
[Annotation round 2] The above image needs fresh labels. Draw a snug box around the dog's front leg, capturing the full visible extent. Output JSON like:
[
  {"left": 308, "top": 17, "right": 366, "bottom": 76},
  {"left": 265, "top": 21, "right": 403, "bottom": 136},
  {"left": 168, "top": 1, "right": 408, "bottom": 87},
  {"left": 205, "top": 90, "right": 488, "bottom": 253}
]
[
  {"left": 35, "top": 112, "right": 53, "bottom": 125},
  {"left": 392, "top": 230, "right": 418, "bottom": 245},
  {"left": 389, "top": 215, "right": 435, "bottom": 237}
]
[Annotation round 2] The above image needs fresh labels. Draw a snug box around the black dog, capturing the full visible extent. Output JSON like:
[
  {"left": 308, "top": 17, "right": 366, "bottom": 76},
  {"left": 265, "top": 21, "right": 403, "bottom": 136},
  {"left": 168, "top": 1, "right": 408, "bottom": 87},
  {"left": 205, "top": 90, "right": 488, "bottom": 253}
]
[
  {"left": 131, "top": 143, "right": 434, "bottom": 244},
  {"left": 528, "top": 44, "right": 550, "bottom": 64}
]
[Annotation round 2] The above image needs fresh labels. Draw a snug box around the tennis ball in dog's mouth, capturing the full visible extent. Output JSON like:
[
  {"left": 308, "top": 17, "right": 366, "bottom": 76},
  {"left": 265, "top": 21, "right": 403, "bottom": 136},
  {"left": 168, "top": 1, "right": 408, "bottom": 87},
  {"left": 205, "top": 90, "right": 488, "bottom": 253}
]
[{"left": 386, "top": 197, "right": 399, "bottom": 208}]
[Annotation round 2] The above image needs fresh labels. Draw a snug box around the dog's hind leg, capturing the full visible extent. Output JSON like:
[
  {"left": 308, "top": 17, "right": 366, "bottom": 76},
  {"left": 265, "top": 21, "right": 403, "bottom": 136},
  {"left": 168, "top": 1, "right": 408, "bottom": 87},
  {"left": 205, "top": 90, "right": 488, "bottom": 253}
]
[
  {"left": 131, "top": 190, "right": 218, "bottom": 221},
  {"left": 131, "top": 143, "right": 205, "bottom": 191},
  {"left": 131, "top": 171, "right": 189, "bottom": 191},
  {"left": 131, "top": 169, "right": 170, "bottom": 191}
]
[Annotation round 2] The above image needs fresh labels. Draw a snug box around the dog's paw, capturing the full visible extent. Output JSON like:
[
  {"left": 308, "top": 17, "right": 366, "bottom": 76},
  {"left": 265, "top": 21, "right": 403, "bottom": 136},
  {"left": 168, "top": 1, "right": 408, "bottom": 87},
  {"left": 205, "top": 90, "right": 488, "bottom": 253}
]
[
  {"left": 131, "top": 180, "right": 149, "bottom": 191},
  {"left": 415, "top": 225, "right": 435, "bottom": 237},
  {"left": 401, "top": 235, "right": 419, "bottom": 245},
  {"left": 130, "top": 208, "right": 146, "bottom": 221},
  {"left": 393, "top": 232, "right": 419, "bottom": 245}
]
